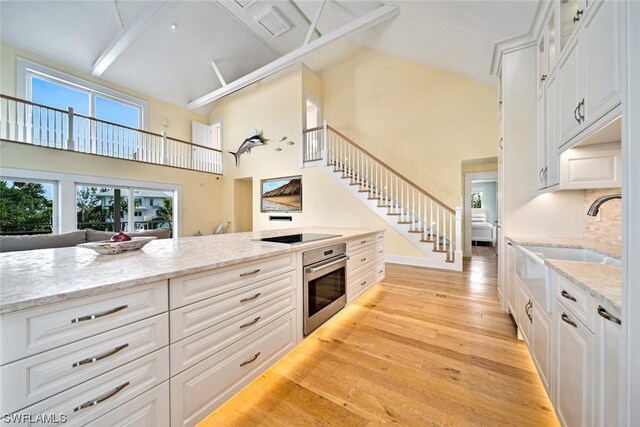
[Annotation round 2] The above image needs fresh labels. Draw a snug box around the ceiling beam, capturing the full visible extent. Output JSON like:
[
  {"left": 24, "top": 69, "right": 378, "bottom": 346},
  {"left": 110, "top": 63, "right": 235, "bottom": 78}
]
[
  {"left": 186, "top": 4, "right": 398, "bottom": 110},
  {"left": 210, "top": 60, "right": 227, "bottom": 86},
  {"left": 303, "top": 0, "right": 326, "bottom": 46},
  {"left": 92, "top": 1, "right": 167, "bottom": 77}
]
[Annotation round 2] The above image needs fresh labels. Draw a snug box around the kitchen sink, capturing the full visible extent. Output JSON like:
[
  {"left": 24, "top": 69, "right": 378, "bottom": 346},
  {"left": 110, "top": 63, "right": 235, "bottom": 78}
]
[
  {"left": 521, "top": 245, "right": 621, "bottom": 265},
  {"left": 514, "top": 244, "right": 621, "bottom": 314}
]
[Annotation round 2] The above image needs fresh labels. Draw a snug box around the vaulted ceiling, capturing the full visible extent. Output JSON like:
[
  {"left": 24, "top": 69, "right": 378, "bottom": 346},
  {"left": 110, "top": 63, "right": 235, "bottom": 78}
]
[{"left": 0, "top": 0, "right": 538, "bottom": 113}]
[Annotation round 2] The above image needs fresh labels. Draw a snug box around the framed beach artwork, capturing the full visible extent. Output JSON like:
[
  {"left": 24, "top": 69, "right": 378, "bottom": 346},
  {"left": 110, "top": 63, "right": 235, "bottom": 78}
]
[{"left": 260, "top": 176, "right": 302, "bottom": 212}]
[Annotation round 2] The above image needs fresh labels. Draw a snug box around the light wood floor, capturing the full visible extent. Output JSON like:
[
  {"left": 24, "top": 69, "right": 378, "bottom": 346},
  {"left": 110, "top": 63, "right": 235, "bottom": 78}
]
[{"left": 199, "top": 254, "right": 559, "bottom": 426}]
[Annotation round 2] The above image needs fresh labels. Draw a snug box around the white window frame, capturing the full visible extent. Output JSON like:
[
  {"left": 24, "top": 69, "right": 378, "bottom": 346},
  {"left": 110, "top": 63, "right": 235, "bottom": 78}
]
[
  {"left": 16, "top": 57, "right": 149, "bottom": 130},
  {"left": 0, "top": 168, "right": 181, "bottom": 237},
  {"left": 304, "top": 93, "right": 322, "bottom": 130}
]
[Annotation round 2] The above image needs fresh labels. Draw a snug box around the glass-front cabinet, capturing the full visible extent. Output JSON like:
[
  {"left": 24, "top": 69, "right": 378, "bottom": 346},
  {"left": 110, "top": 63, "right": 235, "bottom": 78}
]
[{"left": 560, "top": 0, "right": 583, "bottom": 52}]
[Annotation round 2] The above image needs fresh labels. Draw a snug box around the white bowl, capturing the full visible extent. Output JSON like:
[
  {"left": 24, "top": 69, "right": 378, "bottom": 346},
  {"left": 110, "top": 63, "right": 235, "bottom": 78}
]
[{"left": 77, "top": 236, "right": 156, "bottom": 255}]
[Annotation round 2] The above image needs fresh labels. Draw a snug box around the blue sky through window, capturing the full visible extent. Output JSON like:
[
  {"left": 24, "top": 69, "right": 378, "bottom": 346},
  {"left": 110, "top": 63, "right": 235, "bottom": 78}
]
[
  {"left": 31, "top": 76, "right": 140, "bottom": 129},
  {"left": 31, "top": 77, "right": 89, "bottom": 115},
  {"left": 96, "top": 96, "right": 139, "bottom": 129}
]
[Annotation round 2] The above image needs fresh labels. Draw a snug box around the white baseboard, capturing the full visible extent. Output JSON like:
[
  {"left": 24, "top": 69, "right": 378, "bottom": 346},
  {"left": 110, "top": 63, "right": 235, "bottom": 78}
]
[{"left": 384, "top": 254, "right": 457, "bottom": 271}]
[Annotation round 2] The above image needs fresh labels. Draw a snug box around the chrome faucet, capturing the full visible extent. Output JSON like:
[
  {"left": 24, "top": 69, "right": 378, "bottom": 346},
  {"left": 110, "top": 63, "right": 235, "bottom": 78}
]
[{"left": 587, "top": 193, "right": 622, "bottom": 216}]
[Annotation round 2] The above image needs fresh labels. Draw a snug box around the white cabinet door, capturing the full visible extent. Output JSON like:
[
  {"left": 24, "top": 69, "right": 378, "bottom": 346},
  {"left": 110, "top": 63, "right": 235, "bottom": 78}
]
[
  {"left": 516, "top": 281, "right": 532, "bottom": 343},
  {"left": 536, "top": 90, "right": 548, "bottom": 190},
  {"left": 544, "top": 73, "right": 559, "bottom": 187},
  {"left": 506, "top": 243, "right": 518, "bottom": 320},
  {"left": 594, "top": 305, "right": 623, "bottom": 427},
  {"left": 531, "top": 303, "right": 553, "bottom": 398},
  {"left": 555, "top": 303, "right": 594, "bottom": 427},
  {"left": 583, "top": 0, "right": 620, "bottom": 126},
  {"left": 558, "top": 33, "right": 584, "bottom": 146}
]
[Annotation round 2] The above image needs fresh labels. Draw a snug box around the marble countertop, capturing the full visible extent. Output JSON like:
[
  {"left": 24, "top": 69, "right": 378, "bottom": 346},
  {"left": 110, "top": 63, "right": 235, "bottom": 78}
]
[
  {"left": 507, "top": 235, "right": 622, "bottom": 316},
  {"left": 546, "top": 260, "right": 622, "bottom": 317},
  {"left": 0, "top": 227, "right": 384, "bottom": 315}
]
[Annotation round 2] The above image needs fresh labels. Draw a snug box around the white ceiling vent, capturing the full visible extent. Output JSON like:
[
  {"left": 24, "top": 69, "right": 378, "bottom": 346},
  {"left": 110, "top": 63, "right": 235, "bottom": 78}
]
[
  {"left": 255, "top": 6, "right": 291, "bottom": 37},
  {"left": 234, "top": 0, "right": 254, "bottom": 8}
]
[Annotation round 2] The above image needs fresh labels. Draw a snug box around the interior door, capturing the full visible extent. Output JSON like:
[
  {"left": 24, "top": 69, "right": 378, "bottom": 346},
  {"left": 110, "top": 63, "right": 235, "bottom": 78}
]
[{"left": 192, "top": 121, "right": 213, "bottom": 171}]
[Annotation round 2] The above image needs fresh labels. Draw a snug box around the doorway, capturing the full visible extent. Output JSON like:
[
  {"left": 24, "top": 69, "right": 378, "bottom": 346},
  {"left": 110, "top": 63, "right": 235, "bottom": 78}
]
[
  {"left": 463, "top": 170, "right": 498, "bottom": 259},
  {"left": 234, "top": 178, "right": 253, "bottom": 233}
]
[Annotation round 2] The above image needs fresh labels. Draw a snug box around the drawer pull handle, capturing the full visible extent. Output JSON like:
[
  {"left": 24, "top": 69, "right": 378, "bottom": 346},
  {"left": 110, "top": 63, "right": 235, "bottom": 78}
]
[
  {"left": 240, "top": 269, "right": 261, "bottom": 277},
  {"left": 361, "top": 240, "right": 367, "bottom": 244},
  {"left": 72, "top": 343, "right": 129, "bottom": 368},
  {"left": 240, "top": 293, "right": 261, "bottom": 303},
  {"left": 71, "top": 305, "right": 128, "bottom": 324},
  {"left": 240, "top": 317, "right": 261, "bottom": 328},
  {"left": 361, "top": 257, "right": 367, "bottom": 262},
  {"left": 561, "top": 313, "right": 578, "bottom": 328},
  {"left": 361, "top": 280, "right": 367, "bottom": 286},
  {"left": 240, "top": 352, "right": 261, "bottom": 367},
  {"left": 561, "top": 290, "right": 577, "bottom": 302},
  {"left": 74, "top": 381, "right": 129, "bottom": 412},
  {"left": 597, "top": 306, "right": 621, "bottom": 325}
]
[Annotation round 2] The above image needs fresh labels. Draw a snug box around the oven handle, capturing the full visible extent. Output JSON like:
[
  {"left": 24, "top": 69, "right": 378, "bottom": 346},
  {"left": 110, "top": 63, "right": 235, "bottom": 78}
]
[{"left": 305, "top": 255, "right": 349, "bottom": 274}]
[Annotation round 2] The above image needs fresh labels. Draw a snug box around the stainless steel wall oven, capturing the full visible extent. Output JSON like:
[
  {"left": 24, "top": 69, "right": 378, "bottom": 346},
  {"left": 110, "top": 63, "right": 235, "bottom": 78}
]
[{"left": 302, "top": 243, "right": 348, "bottom": 336}]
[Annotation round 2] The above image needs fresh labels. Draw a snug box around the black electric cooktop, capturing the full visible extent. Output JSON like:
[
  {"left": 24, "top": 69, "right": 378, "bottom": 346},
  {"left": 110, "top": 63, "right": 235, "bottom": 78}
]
[{"left": 258, "top": 233, "right": 341, "bottom": 244}]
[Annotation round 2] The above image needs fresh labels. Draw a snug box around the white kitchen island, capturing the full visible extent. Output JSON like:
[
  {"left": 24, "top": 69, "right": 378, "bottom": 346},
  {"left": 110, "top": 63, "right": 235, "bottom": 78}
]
[{"left": 0, "top": 227, "right": 385, "bottom": 427}]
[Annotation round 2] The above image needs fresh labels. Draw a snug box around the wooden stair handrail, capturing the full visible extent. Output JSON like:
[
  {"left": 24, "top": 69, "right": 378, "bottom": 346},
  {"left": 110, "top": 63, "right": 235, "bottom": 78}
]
[
  {"left": 302, "top": 126, "right": 323, "bottom": 133},
  {"left": 328, "top": 125, "right": 455, "bottom": 214}
]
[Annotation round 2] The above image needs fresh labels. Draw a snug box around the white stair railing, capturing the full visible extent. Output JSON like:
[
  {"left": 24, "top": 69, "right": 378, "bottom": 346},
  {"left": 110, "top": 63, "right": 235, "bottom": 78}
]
[{"left": 303, "top": 122, "right": 462, "bottom": 264}]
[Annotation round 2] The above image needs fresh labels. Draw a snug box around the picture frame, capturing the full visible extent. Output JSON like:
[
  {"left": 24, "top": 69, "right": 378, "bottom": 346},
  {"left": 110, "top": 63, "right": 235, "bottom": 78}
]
[{"left": 260, "top": 175, "right": 302, "bottom": 213}]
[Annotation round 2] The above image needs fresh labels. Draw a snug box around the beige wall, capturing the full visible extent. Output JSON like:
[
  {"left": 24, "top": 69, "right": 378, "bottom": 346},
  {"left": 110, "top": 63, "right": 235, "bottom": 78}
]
[
  {"left": 0, "top": 43, "right": 224, "bottom": 236},
  {"left": 210, "top": 66, "right": 423, "bottom": 258},
  {"left": 0, "top": 43, "right": 208, "bottom": 141},
  {"left": 233, "top": 178, "right": 253, "bottom": 232},
  {"left": 322, "top": 48, "right": 499, "bottom": 209}
]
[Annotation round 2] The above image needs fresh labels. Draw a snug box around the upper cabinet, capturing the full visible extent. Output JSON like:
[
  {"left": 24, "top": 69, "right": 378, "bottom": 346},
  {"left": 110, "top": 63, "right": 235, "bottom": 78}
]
[
  {"left": 560, "top": 0, "right": 583, "bottom": 53},
  {"left": 558, "top": 0, "right": 621, "bottom": 149}
]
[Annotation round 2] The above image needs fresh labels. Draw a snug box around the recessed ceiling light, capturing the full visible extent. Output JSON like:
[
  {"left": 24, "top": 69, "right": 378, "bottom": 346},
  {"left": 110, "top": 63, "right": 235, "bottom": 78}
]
[{"left": 170, "top": 23, "right": 177, "bottom": 30}]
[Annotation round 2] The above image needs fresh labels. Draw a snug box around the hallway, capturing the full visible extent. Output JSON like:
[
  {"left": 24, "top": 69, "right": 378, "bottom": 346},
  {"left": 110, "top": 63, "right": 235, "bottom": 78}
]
[{"left": 200, "top": 256, "right": 559, "bottom": 426}]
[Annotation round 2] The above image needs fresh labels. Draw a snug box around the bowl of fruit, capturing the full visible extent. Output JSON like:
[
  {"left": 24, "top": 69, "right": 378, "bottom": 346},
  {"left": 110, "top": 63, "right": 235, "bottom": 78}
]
[{"left": 77, "top": 231, "right": 156, "bottom": 255}]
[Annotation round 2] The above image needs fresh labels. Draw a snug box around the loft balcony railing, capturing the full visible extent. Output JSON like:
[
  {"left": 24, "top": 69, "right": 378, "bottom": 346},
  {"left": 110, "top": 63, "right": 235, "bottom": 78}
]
[{"left": 0, "top": 94, "right": 222, "bottom": 175}]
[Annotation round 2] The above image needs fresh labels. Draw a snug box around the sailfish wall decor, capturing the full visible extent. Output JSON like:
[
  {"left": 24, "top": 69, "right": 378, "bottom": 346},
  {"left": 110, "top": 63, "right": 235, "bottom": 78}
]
[{"left": 228, "top": 130, "right": 267, "bottom": 166}]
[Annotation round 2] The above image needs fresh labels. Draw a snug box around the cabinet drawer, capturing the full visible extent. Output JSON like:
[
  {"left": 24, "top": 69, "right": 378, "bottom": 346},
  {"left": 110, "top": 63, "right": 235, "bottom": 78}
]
[
  {"left": 170, "top": 291, "right": 295, "bottom": 374},
  {"left": 374, "top": 243, "right": 384, "bottom": 260},
  {"left": 348, "top": 269, "right": 375, "bottom": 303},
  {"left": 1, "top": 314, "right": 168, "bottom": 413},
  {"left": 555, "top": 274, "right": 594, "bottom": 332},
  {"left": 171, "top": 311, "right": 296, "bottom": 427},
  {"left": 169, "top": 253, "right": 295, "bottom": 309},
  {"left": 15, "top": 348, "right": 169, "bottom": 427},
  {"left": 375, "top": 262, "right": 385, "bottom": 283},
  {"left": 87, "top": 381, "right": 169, "bottom": 427},
  {"left": 0, "top": 281, "right": 168, "bottom": 365},
  {"left": 347, "top": 234, "right": 374, "bottom": 251},
  {"left": 347, "top": 246, "right": 375, "bottom": 278},
  {"left": 170, "top": 271, "right": 295, "bottom": 342}
]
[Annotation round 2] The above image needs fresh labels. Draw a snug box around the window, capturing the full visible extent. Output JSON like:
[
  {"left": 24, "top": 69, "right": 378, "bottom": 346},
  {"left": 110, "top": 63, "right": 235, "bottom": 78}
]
[
  {"left": 18, "top": 58, "right": 147, "bottom": 130},
  {"left": 471, "top": 192, "right": 484, "bottom": 208},
  {"left": 305, "top": 97, "right": 321, "bottom": 129},
  {"left": 0, "top": 180, "right": 54, "bottom": 235},
  {"left": 2, "top": 169, "right": 179, "bottom": 237}
]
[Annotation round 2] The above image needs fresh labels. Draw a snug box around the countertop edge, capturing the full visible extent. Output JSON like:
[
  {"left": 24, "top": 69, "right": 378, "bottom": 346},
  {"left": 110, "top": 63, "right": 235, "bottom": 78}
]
[{"left": 0, "top": 228, "right": 385, "bottom": 315}]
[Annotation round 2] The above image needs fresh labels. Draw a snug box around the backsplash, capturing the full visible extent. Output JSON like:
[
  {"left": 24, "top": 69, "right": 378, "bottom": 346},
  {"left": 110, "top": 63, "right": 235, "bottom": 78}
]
[{"left": 584, "top": 188, "right": 622, "bottom": 247}]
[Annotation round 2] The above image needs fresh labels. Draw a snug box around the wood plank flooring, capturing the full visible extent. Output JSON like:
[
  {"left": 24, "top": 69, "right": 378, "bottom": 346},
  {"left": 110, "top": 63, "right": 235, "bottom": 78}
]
[{"left": 199, "top": 254, "right": 559, "bottom": 427}]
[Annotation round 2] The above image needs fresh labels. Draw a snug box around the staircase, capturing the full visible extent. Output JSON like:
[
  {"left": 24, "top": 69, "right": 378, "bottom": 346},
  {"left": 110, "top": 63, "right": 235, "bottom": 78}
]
[{"left": 302, "top": 122, "right": 462, "bottom": 271}]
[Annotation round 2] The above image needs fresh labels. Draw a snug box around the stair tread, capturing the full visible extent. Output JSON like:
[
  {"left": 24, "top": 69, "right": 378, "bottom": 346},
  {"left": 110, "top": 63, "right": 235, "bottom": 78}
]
[
  {"left": 387, "top": 213, "right": 401, "bottom": 216},
  {"left": 408, "top": 230, "right": 425, "bottom": 233}
]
